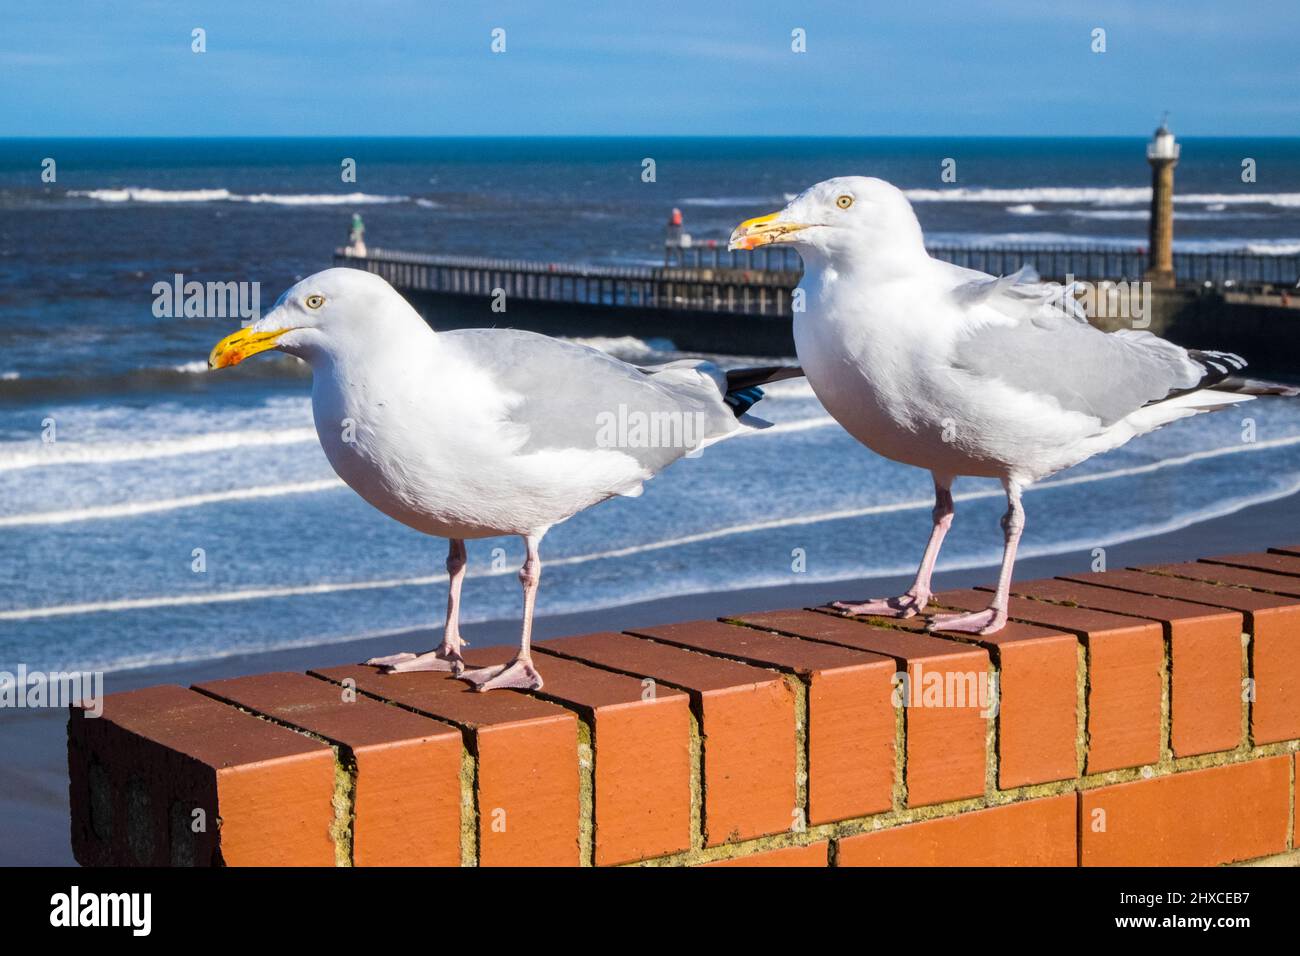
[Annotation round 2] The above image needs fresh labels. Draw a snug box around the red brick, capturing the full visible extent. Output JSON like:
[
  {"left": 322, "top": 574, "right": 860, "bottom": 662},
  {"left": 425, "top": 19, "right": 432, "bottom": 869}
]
[
  {"left": 1063, "top": 569, "right": 1300, "bottom": 745},
  {"left": 309, "top": 665, "right": 579, "bottom": 866},
  {"left": 630, "top": 619, "right": 895, "bottom": 824},
  {"left": 1009, "top": 579, "right": 1242, "bottom": 756},
  {"left": 937, "top": 589, "right": 1162, "bottom": 774},
  {"left": 69, "top": 685, "right": 335, "bottom": 866},
  {"left": 194, "top": 672, "right": 463, "bottom": 866},
  {"left": 1151, "top": 561, "right": 1300, "bottom": 599},
  {"left": 734, "top": 610, "right": 988, "bottom": 807},
  {"left": 890, "top": 615, "right": 1078, "bottom": 789},
  {"left": 539, "top": 631, "right": 797, "bottom": 847},
  {"left": 1080, "top": 758, "right": 1291, "bottom": 866},
  {"left": 1204, "top": 551, "right": 1300, "bottom": 578},
  {"left": 837, "top": 795, "right": 1076, "bottom": 866},
  {"left": 705, "top": 842, "right": 829, "bottom": 867},
  {"left": 462, "top": 646, "right": 692, "bottom": 866}
]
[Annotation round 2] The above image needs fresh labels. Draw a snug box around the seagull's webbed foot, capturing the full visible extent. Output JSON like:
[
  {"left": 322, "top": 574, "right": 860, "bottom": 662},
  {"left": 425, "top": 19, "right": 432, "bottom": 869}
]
[
  {"left": 459, "top": 657, "right": 543, "bottom": 693},
  {"left": 831, "top": 591, "right": 929, "bottom": 619},
  {"left": 366, "top": 640, "right": 466, "bottom": 675},
  {"left": 926, "top": 607, "right": 1007, "bottom": 635}
]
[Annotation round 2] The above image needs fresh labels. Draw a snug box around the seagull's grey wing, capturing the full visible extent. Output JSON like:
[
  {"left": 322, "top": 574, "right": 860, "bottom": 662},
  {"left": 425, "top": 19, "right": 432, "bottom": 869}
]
[
  {"left": 949, "top": 317, "right": 1207, "bottom": 426},
  {"left": 939, "top": 259, "right": 1091, "bottom": 326},
  {"left": 442, "top": 328, "right": 740, "bottom": 474}
]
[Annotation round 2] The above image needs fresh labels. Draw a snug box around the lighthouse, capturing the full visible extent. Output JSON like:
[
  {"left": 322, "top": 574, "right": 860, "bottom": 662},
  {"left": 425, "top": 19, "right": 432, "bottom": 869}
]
[{"left": 1145, "top": 117, "right": 1179, "bottom": 287}]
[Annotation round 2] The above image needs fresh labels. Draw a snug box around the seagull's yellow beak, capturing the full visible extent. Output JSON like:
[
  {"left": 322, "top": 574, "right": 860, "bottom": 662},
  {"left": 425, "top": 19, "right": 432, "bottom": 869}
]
[
  {"left": 208, "top": 326, "right": 290, "bottom": 369},
  {"left": 728, "top": 212, "right": 811, "bottom": 251}
]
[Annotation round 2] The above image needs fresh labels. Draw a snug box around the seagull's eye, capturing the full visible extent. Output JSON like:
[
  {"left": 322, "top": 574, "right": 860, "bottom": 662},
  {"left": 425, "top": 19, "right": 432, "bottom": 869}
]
[
  {"left": 305, "top": 294, "right": 326, "bottom": 310},
  {"left": 836, "top": 195, "right": 854, "bottom": 209}
]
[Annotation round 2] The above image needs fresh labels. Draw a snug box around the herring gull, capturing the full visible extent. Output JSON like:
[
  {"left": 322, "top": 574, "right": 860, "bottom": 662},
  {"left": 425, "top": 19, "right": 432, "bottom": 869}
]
[
  {"left": 730, "top": 176, "right": 1297, "bottom": 635},
  {"left": 209, "top": 267, "right": 800, "bottom": 689}
]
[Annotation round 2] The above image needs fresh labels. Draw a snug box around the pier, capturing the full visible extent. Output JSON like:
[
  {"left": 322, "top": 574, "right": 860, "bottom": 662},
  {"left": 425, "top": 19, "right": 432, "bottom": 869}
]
[
  {"left": 340, "top": 241, "right": 1300, "bottom": 316},
  {"left": 336, "top": 243, "right": 1300, "bottom": 364},
  {"left": 335, "top": 123, "right": 1299, "bottom": 364}
]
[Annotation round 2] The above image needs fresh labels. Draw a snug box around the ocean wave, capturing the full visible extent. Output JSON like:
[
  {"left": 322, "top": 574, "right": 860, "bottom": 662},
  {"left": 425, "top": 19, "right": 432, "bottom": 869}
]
[
  {"left": 1180, "top": 237, "right": 1300, "bottom": 254},
  {"left": 71, "top": 187, "right": 235, "bottom": 203},
  {"left": 236, "top": 192, "right": 407, "bottom": 205},
  {"left": 0, "top": 417, "right": 832, "bottom": 517},
  {"left": 69, "top": 187, "right": 409, "bottom": 206},
  {"left": 1006, "top": 204, "right": 1042, "bottom": 215},
  {"left": 0, "top": 477, "right": 342, "bottom": 528},
  {"left": 679, "top": 196, "right": 780, "bottom": 207},
  {"left": 1181, "top": 192, "right": 1300, "bottom": 207},
  {"left": 0, "top": 427, "right": 318, "bottom": 473},
  {"left": 928, "top": 230, "right": 1300, "bottom": 254},
  {"left": 907, "top": 186, "right": 1151, "bottom": 205},
  {"left": 0, "top": 353, "right": 309, "bottom": 400},
  {"left": 929, "top": 230, "right": 1127, "bottom": 247},
  {"left": 906, "top": 186, "right": 1300, "bottom": 208},
  {"left": 1246, "top": 241, "right": 1300, "bottom": 255},
  {"left": 1065, "top": 209, "right": 1148, "bottom": 221},
  {"left": 1067, "top": 208, "right": 1268, "bottom": 222},
  {"left": 5, "top": 435, "right": 1299, "bottom": 618},
  {"left": 19, "top": 469, "right": 1299, "bottom": 672}
]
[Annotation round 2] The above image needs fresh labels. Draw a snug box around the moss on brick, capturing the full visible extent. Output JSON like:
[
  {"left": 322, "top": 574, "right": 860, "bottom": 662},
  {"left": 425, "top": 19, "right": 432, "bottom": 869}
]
[
  {"left": 459, "top": 744, "right": 476, "bottom": 867},
  {"left": 576, "top": 717, "right": 594, "bottom": 867},
  {"left": 786, "top": 674, "right": 808, "bottom": 826},
  {"left": 329, "top": 750, "right": 356, "bottom": 867}
]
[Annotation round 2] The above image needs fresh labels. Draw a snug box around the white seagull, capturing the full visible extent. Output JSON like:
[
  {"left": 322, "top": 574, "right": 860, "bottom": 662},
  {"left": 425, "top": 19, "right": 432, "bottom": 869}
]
[
  {"left": 730, "top": 176, "right": 1297, "bottom": 634},
  {"left": 209, "top": 268, "right": 799, "bottom": 690}
]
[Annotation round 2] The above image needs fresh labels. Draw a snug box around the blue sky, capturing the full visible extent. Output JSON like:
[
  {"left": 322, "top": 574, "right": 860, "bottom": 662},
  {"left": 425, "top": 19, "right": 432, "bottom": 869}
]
[{"left": 2, "top": 1, "right": 1297, "bottom": 137}]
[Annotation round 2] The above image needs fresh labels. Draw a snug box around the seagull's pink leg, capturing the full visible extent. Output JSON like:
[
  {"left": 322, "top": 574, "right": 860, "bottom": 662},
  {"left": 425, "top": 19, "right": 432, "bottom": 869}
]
[
  {"left": 460, "top": 533, "right": 545, "bottom": 692},
  {"left": 833, "top": 475, "right": 954, "bottom": 618},
  {"left": 928, "top": 480, "right": 1024, "bottom": 635},
  {"left": 366, "top": 539, "right": 468, "bottom": 673}
]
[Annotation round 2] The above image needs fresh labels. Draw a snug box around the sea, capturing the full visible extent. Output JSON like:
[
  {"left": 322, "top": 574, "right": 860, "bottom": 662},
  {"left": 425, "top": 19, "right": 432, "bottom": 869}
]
[{"left": 2, "top": 136, "right": 1299, "bottom": 674}]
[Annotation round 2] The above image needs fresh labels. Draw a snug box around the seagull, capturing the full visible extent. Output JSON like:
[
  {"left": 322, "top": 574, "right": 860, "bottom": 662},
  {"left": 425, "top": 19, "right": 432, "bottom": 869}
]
[
  {"left": 209, "top": 267, "right": 800, "bottom": 690},
  {"left": 730, "top": 176, "right": 1298, "bottom": 635}
]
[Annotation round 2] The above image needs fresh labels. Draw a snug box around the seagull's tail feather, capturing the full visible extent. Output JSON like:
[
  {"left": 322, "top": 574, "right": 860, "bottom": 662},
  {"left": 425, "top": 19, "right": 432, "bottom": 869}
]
[
  {"left": 1182, "top": 349, "right": 1298, "bottom": 398},
  {"left": 724, "top": 365, "right": 805, "bottom": 391},
  {"left": 722, "top": 365, "right": 804, "bottom": 419},
  {"left": 1211, "top": 376, "right": 1300, "bottom": 398}
]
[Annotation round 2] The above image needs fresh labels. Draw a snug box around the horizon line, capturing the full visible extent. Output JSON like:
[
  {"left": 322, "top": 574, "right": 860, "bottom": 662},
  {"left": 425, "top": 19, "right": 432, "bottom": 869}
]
[{"left": 5, "top": 133, "right": 1300, "bottom": 141}]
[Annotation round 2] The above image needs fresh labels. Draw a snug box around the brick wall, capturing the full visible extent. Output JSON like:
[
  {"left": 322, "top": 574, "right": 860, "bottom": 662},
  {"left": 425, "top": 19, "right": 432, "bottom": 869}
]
[{"left": 68, "top": 548, "right": 1300, "bottom": 866}]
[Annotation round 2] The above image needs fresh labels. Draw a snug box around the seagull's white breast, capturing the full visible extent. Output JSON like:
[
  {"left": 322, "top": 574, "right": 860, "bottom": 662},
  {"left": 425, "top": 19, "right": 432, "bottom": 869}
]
[
  {"left": 794, "top": 263, "right": 1109, "bottom": 483},
  {"left": 794, "top": 265, "right": 995, "bottom": 476}
]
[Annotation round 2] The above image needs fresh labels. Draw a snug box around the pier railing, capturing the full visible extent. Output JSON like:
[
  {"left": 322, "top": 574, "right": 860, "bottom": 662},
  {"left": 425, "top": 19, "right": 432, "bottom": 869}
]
[
  {"left": 341, "top": 243, "right": 1298, "bottom": 322},
  {"left": 926, "top": 245, "right": 1300, "bottom": 285},
  {"left": 337, "top": 247, "right": 798, "bottom": 317},
  {"left": 666, "top": 242, "right": 1300, "bottom": 286},
  {"left": 664, "top": 243, "right": 802, "bottom": 272}
]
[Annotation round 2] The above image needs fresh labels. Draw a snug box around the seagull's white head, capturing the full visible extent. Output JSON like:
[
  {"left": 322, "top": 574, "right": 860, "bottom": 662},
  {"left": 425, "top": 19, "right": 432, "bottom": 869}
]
[
  {"left": 728, "top": 176, "right": 926, "bottom": 266},
  {"left": 208, "top": 267, "right": 427, "bottom": 369}
]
